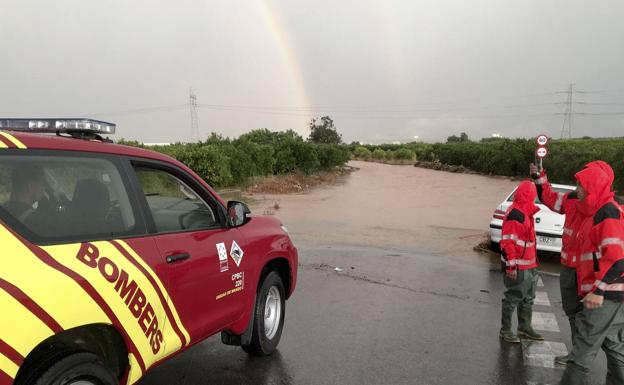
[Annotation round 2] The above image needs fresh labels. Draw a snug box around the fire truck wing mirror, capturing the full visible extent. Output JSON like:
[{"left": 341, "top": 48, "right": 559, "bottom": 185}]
[{"left": 227, "top": 201, "right": 251, "bottom": 227}]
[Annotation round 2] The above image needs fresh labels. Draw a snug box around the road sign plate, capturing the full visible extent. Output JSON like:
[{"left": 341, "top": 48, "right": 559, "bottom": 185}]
[
  {"left": 536, "top": 146, "right": 548, "bottom": 158},
  {"left": 536, "top": 135, "right": 549, "bottom": 146}
]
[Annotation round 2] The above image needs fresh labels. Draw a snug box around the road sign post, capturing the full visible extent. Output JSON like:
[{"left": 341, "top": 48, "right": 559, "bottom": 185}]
[{"left": 535, "top": 135, "right": 549, "bottom": 171}]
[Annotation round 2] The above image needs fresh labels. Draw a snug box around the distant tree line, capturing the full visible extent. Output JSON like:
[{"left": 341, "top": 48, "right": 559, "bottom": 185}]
[
  {"left": 119, "top": 116, "right": 349, "bottom": 188},
  {"left": 349, "top": 137, "right": 624, "bottom": 191}
]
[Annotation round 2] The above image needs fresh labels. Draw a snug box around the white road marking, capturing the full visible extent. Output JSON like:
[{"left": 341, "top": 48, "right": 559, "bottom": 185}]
[
  {"left": 534, "top": 291, "right": 551, "bottom": 307},
  {"left": 521, "top": 276, "right": 567, "bottom": 383},
  {"left": 531, "top": 312, "right": 560, "bottom": 332},
  {"left": 523, "top": 341, "right": 568, "bottom": 369}
]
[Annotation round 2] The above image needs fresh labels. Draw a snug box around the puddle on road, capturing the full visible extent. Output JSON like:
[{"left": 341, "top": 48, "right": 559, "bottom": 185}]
[{"left": 249, "top": 161, "right": 523, "bottom": 260}]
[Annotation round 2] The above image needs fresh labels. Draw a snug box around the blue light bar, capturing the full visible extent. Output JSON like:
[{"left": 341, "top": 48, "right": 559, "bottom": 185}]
[{"left": 0, "top": 118, "right": 116, "bottom": 135}]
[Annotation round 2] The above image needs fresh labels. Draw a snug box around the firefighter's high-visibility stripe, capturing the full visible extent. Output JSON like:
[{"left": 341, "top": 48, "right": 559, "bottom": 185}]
[
  {"left": 600, "top": 237, "right": 624, "bottom": 249},
  {"left": 581, "top": 284, "right": 594, "bottom": 293},
  {"left": 595, "top": 280, "right": 624, "bottom": 292},
  {"left": 500, "top": 256, "right": 537, "bottom": 267},
  {"left": 501, "top": 234, "right": 535, "bottom": 248},
  {"left": 580, "top": 252, "right": 601, "bottom": 262},
  {"left": 35, "top": 243, "right": 147, "bottom": 374},
  {"left": 0, "top": 354, "right": 17, "bottom": 383},
  {"left": 554, "top": 193, "right": 565, "bottom": 213},
  {"left": 112, "top": 240, "right": 190, "bottom": 347},
  {"left": 0, "top": 132, "right": 26, "bottom": 149},
  {"left": 0, "top": 277, "right": 63, "bottom": 334},
  {"left": 0, "top": 339, "right": 22, "bottom": 368},
  {"left": 0, "top": 368, "right": 13, "bottom": 385}
]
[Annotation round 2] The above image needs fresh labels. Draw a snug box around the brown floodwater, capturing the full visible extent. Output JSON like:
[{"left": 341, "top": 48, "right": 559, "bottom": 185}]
[{"left": 249, "top": 161, "right": 520, "bottom": 259}]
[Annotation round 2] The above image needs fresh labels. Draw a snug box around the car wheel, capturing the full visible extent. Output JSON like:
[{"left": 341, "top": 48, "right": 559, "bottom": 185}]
[
  {"left": 489, "top": 241, "right": 501, "bottom": 253},
  {"left": 242, "top": 271, "right": 286, "bottom": 356},
  {"left": 29, "top": 352, "right": 118, "bottom": 385}
]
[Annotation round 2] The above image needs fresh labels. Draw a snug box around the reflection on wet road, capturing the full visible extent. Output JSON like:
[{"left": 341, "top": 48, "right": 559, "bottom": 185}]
[{"left": 140, "top": 243, "right": 606, "bottom": 385}]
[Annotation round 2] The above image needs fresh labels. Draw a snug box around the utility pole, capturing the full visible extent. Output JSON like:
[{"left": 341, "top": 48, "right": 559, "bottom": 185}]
[
  {"left": 560, "top": 83, "right": 574, "bottom": 139},
  {"left": 189, "top": 87, "right": 199, "bottom": 142}
]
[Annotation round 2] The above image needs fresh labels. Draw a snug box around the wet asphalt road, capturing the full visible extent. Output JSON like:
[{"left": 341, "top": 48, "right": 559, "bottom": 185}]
[{"left": 139, "top": 242, "right": 608, "bottom": 385}]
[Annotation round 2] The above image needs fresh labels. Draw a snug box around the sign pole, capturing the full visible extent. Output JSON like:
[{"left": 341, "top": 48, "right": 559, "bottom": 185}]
[{"left": 536, "top": 135, "right": 549, "bottom": 173}]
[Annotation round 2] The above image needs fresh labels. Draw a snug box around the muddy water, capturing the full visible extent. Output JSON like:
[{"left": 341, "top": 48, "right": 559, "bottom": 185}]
[{"left": 250, "top": 161, "right": 519, "bottom": 258}]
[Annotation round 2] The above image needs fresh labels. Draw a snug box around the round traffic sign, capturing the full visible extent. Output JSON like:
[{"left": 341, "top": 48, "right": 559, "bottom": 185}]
[
  {"left": 536, "top": 135, "right": 549, "bottom": 146},
  {"left": 536, "top": 146, "right": 548, "bottom": 159}
]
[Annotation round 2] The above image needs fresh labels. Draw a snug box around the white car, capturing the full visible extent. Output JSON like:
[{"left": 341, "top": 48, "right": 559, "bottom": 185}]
[{"left": 490, "top": 183, "right": 576, "bottom": 253}]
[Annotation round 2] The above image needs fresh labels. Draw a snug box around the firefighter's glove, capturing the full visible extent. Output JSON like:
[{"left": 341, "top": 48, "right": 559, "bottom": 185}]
[
  {"left": 505, "top": 267, "right": 518, "bottom": 280},
  {"left": 529, "top": 163, "right": 540, "bottom": 179}
]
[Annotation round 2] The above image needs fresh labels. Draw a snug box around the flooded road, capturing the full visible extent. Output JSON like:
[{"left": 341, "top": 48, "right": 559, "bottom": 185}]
[{"left": 250, "top": 160, "right": 517, "bottom": 257}]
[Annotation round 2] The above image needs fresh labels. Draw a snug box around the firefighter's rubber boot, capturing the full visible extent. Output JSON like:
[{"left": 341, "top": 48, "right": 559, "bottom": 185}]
[
  {"left": 517, "top": 306, "right": 544, "bottom": 341},
  {"left": 554, "top": 354, "right": 569, "bottom": 366},
  {"left": 500, "top": 309, "right": 520, "bottom": 343},
  {"left": 499, "top": 329, "right": 521, "bottom": 343}
]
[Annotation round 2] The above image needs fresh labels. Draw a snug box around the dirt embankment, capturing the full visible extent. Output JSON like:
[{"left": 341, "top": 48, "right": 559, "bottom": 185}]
[
  {"left": 245, "top": 166, "right": 358, "bottom": 194},
  {"left": 414, "top": 160, "right": 479, "bottom": 174}
]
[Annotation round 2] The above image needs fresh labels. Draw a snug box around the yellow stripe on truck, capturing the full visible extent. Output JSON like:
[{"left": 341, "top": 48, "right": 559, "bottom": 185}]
[
  {"left": 43, "top": 241, "right": 184, "bottom": 369},
  {"left": 0, "top": 227, "right": 110, "bottom": 329},
  {"left": 0, "top": 352, "right": 19, "bottom": 380},
  {"left": 0, "top": 132, "right": 26, "bottom": 149},
  {"left": 127, "top": 353, "right": 144, "bottom": 385},
  {"left": 116, "top": 240, "right": 191, "bottom": 346},
  {"left": 0, "top": 290, "right": 53, "bottom": 360}
]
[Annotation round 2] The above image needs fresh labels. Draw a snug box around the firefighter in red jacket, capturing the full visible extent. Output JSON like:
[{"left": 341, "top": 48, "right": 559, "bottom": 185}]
[
  {"left": 531, "top": 160, "right": 614, "bottom": 365},
  {"left": 500, "top": 180, "right": 544, "bottom": 343},
  {"left": 560, "top": 166, "right": 624, "bottom": 385}
]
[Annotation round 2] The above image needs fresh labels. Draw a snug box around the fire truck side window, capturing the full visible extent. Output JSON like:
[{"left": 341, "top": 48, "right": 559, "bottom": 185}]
[
  {"left": 0, "top": 154, "right": 140, "bottom": 243},
  {"left": 133, "top": 166, "right": 218, "bottom": 233}
]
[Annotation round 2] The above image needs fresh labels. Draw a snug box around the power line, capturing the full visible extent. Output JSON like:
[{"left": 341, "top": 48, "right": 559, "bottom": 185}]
[
  {"left": 80, "top": 87, "right": 624, "bottom": 125},
  {"left": 88, "top": 104, "right": 187, "bottom": 117},
  {"left": 574, "top": 89, "right": 624, "bottom": 95},
  {"left": 572, "top": 102, "right": 624, "bottom": 106},
  {"left": 576, "top": 112, "right": 624, "bottom": 116},
  {"left": 197, "top": 105, "right": 562, "bottom": 120},
  {"left": 196, "top": 102, "right": 559, "bottom": 114}
]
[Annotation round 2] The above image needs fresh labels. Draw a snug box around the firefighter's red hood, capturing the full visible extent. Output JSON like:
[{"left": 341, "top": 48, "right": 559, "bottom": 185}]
[
  {"left": 512, "top": 180, "right": 539, "bottom": 215},
  {"left": 575, "top": 166, "right": 614, "bottom": 216},
  {"left": 585, "top": 160, "right": 614, "bottom": 187}
]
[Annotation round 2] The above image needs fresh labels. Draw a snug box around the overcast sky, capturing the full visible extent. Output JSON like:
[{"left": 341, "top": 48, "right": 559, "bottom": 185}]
[{"left": 1, "top": 0, "right": 623, "bottom": 143}]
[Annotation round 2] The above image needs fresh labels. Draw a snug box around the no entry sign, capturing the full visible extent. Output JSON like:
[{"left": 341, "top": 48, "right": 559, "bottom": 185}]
[{"left": 536, "top": 146, "right": 548, "bottom": 159}]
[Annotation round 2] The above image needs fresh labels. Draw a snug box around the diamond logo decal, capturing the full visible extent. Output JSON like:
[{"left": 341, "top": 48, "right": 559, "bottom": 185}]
[{"left": 230, "top": 240, "right": 244, "bottom": 267}]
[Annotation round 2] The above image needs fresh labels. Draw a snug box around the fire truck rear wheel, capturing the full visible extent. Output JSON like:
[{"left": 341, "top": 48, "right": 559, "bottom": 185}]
[{"left": 31, "top": 352, "right": 118, "bottom": 385}]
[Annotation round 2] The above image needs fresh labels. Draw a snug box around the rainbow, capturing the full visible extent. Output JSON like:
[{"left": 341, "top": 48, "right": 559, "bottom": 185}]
[{"left": 259, "top": 0, "right": 313, "bottom": 122}]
